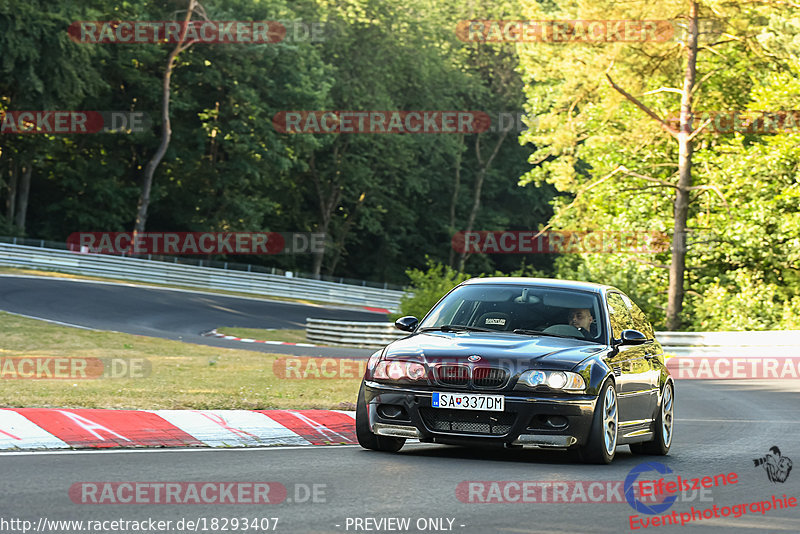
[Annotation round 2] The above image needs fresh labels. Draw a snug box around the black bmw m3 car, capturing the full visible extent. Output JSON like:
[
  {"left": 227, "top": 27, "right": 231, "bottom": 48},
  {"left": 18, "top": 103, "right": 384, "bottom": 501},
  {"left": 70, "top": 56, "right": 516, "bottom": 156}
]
[{"left": 356, "top": 277, "right": 674, "bottom": 464}]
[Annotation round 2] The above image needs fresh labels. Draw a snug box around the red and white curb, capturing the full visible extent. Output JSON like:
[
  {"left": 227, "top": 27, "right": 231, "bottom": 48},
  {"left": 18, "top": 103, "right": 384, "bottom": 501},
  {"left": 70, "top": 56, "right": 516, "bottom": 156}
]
[
  {"left": 203, "top": 329, "right": 318, "bottom": 347},
  {"left": 0, "top": 408, "right": 356, "bottom": 450}
]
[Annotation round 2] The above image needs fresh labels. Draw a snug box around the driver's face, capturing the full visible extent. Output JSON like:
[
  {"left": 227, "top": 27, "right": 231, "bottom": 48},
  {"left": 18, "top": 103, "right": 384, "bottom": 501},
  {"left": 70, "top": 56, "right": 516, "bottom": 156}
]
[{"left": 569, "top": 308, "right": 594, "bottom": 331}]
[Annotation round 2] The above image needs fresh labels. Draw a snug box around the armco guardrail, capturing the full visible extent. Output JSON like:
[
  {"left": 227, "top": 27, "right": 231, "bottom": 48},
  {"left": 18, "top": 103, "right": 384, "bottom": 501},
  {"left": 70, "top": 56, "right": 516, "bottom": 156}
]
[
  {"left": 0, "top": 243, "right": 403, "bottom": 311},
  {"left": 306, "top": 319, "right": 406, "bottom": 349},
  {"left": 305, "top": 320, "right": 800, "bottom": 354},
  {"left": 656, "top": 331, "right": 800, "bottom": 357}
]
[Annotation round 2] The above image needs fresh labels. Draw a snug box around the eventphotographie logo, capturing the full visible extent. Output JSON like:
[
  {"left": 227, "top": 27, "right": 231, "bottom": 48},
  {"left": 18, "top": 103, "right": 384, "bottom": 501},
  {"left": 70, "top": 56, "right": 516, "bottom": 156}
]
[{"left": 753, "top": 447, "right": 793, "bottom": 483}]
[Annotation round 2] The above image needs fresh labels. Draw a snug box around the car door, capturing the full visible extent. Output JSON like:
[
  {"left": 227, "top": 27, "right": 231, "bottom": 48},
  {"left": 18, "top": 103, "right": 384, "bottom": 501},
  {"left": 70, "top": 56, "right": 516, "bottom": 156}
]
[
  {"left": 604, "top": 292, "right": 657, "bottom": 424},
  {"left": 625, "top": 295, "right": 663, "bottom": 410}
]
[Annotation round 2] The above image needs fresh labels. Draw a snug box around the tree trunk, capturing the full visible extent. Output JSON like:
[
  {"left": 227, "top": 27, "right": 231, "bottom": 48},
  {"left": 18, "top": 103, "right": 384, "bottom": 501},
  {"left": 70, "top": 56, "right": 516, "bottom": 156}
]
[
  {"left": 458, "top": 129, "right": 509, "bottom": 271},
  {"left": 14, "top": 162, "right": 31, "bottom": 232},
  {"left": 310, "top": 217, "right": 330, "bottom": 278},
  {"left": 134, "top": 1, "right": 197, "bottom": 234},
  {"left": 5, "top": 159, "right": 17, "bottom": 222},
  {"left": 309, "top": 146, "right": 345, "bottom": 278},
  {"left": 326, "top": 192, "right": 366, "bottom": 275},
  {"left": 665, "top": 0, "right": 699, "bottom": 331},
  {"left": 447, "top": 134, "right": 464, "bottom": 268}
]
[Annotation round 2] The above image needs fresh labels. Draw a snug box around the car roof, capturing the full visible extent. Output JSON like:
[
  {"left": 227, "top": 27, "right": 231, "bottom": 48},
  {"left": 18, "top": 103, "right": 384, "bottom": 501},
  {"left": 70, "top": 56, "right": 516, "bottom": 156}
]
[{"left": 460, "top": 277, "right": 616, "bottom": 295}]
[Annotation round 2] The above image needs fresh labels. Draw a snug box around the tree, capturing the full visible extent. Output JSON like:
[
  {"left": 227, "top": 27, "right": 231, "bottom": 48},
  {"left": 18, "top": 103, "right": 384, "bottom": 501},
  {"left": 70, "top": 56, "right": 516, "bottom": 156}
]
[
  {"left": 0, "top": 0, "right": 106, "bottom": 234},
  {"left": 518, "top": 0, "right": 796, "bottom": 329},
  {"left": 134, "top": 0, "right": 201, "bottom": 234}
]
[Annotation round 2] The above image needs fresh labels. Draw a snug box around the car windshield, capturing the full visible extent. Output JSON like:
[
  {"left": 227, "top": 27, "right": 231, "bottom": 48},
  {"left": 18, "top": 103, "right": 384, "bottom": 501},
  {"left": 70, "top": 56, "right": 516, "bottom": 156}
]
[{"left": 418, "top": 284, "right": 606, "bottom": 344}]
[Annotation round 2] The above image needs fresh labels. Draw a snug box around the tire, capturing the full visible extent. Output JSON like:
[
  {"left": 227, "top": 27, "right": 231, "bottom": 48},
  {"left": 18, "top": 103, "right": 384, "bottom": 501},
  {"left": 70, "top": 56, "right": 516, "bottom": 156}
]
[
  {"left": 630, "top": 381, "right": 673, "bottom": 456},
  {"left": 578, "top": 379, "right": 618, "bottom": 464},
  {"left": 355, "top": 382, "right": 405, "bottom": 452}
]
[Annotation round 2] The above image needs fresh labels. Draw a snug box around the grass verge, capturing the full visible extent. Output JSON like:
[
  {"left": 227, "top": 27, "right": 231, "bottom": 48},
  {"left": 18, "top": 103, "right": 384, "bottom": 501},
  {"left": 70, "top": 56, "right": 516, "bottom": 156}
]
[{"left": 0, "top": 312, "right": 360, "bottom": 410}]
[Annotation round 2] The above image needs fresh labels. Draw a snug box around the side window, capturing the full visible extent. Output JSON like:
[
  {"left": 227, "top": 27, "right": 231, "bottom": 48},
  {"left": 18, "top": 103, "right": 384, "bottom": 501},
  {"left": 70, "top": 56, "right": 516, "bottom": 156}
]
[
  {"left": 625, "top": 297, "right": 655, "bottom": 340},
  {"left": 606, "top": 292, "right": 635, "bottom": 340}
]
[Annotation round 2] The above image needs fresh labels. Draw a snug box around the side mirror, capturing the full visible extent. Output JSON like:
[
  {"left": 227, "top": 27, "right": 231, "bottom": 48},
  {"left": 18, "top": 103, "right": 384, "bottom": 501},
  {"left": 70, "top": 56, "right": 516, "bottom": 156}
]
[
  {"left": 394, "top": 316, "right": 419, "bottom": 332},
  {"left": 617, "top": 329, "right": 648, "bottom": 346}
]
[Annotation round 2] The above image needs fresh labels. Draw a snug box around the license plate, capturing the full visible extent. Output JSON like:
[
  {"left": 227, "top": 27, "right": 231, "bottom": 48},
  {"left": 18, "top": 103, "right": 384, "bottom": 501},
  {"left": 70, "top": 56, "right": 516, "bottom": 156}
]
[{"left": 431, "top": 392, "right": 504, "bottom": 411}]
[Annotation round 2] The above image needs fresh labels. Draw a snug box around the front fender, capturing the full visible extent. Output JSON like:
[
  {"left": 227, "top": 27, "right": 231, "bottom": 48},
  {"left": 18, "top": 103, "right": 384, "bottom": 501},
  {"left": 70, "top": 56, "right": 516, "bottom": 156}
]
[{"left": 572, "top": 354, "right": 614, "bottom": 396}]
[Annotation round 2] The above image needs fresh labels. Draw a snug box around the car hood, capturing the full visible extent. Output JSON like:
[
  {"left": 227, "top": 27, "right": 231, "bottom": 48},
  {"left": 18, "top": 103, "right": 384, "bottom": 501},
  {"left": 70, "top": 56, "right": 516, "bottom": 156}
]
[{"left": 384, "top": 331, "right": 606, "bottom": 370}]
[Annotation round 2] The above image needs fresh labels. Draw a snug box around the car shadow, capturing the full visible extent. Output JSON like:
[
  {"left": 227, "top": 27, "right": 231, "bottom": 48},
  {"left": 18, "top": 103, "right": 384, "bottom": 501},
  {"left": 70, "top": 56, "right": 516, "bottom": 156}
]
[{"left": 391, "top": 442, "right": 652, "bottom": 466}]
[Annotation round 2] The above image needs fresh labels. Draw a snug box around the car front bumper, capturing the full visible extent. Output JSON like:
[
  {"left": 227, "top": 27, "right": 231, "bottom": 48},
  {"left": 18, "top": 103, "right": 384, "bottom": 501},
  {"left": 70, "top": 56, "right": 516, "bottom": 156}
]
[{"left": 364, "top": 380, "right": 598, "bottom": 448}]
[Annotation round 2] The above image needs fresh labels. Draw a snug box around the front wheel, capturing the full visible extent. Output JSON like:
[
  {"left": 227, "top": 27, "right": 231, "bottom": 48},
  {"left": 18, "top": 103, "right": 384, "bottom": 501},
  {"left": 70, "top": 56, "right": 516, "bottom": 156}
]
[
  {"left": 579, "top": 379, "right": 618, "bottom": 464},
  {"left": 355, "top": 382, "right": 405, "bottom": 452},
  {"left": 630, "top": 381, "right": 673, "bottom": 456}
]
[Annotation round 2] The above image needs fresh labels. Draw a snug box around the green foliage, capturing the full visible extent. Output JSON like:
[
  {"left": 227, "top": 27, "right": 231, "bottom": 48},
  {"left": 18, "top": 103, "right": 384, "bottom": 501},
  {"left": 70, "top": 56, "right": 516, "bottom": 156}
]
[
  {"left": 397, "top": 260, "right": 472, "bottom": 320},
  {"left": 687, "top": 270, "right": 800, "bottom": 331},
  {"left": 396, "top": 259, "right": 548, "bottom": 320},
  {"left": 0, "top": 0, "right": 552, "bottom": 285},
  {"left": 517, "top": 0, "right": 800, "bottom": 330}
]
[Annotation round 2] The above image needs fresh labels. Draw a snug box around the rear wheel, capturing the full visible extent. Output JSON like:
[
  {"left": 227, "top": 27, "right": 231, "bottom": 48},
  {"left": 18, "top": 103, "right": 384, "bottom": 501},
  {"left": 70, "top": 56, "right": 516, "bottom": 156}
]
[
  {"left": 355, "top": 382, "right": 405, "bottom": 452},
  {"left": 630, "top": 382, "right": 673, "bottom": 455},
  {"left": 579, "top": 379, "right": 618, "bottom": 464}
]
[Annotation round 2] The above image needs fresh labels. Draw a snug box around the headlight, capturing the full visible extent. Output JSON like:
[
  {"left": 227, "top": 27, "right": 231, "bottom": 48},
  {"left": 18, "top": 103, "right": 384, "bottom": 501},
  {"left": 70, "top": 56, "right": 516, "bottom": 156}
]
[
  {"left": 518, "top": 370, "right": 585, "bottom": 391},
  {"left": 366, "top": 351, "right": 382, "bottom": 372},
  {"left": 373, "top": 360, "right": 428, "bottom": 382}
]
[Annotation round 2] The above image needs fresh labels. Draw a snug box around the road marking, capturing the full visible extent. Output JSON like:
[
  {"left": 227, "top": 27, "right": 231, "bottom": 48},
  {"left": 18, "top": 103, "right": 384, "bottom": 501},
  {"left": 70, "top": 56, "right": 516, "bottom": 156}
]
[{"left": 0, "top": 310, "right": 101, "bottom": 330}]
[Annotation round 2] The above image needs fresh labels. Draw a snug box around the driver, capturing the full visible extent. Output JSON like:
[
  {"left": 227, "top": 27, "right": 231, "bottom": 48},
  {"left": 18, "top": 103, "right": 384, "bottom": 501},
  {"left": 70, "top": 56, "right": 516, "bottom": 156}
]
[{"left": 568, "top": 308, "right": 595, "bottom": 338}]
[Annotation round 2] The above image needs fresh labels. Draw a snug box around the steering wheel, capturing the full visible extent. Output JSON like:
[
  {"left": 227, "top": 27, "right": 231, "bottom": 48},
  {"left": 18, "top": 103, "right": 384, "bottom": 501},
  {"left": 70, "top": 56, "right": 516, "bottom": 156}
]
[{"left": 542, "top": 324, "right": 584, "bottom": 337}]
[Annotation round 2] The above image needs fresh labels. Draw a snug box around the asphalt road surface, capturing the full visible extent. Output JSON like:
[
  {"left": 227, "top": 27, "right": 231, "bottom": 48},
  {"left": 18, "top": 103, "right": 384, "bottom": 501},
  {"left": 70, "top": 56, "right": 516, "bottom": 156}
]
[
  {"left": 0, "top": 274, "right": 383, "bottom": 357},
  {"left": 1, "top": 380, "right": 799, "bottom": 533}
]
